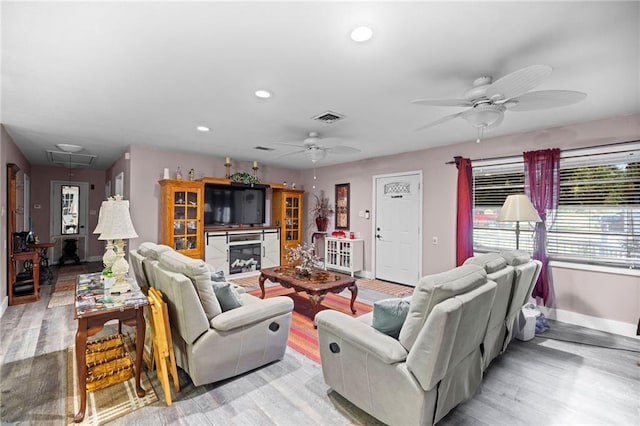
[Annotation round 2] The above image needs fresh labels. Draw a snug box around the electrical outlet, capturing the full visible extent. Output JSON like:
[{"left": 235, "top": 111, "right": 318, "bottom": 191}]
[{"left": 432, "top": 236, "right": 439, "bottom": 245}]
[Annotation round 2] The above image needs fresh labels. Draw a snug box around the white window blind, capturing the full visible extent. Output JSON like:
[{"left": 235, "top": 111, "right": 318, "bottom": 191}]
[
  {"left": 471, "top": 143, "right": 640, "bottom": 269},
  {"left": 548, "top": 149, "right": 640, "bottom": 268}
]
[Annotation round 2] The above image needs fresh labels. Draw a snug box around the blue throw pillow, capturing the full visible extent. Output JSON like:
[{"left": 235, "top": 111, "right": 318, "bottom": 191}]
[
  {"left": 211, "top": 281, "right": 243, "bottom": 312},
  {"left": 211, "top": 270, "right": 226, "bottom": 282},
  {"left": 372, "top": 298, "right": 410, "bottom": 339}
]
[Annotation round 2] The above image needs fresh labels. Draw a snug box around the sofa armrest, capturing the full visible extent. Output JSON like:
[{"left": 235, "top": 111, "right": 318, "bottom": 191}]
[
  {"left": 316, "top": 310, "right": 408, "bottom": 364},
  {"left": 210, "top": 296, "right": 293, "bottom": 331}
]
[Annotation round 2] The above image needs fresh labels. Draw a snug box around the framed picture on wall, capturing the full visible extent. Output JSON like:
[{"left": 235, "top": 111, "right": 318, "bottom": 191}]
[{"left": 335, "top": 183, "right": 350, "bottom": 230}]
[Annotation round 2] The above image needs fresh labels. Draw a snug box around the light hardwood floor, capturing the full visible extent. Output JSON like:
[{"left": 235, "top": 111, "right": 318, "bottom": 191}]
[{"left": 1, "top": 274, "right": 638, "bottom": 425}]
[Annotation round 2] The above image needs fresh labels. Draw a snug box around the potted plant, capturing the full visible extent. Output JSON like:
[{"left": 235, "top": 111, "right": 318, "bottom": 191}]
[{"left": 311, "top": 190, "right": 334, "bottom": 232}]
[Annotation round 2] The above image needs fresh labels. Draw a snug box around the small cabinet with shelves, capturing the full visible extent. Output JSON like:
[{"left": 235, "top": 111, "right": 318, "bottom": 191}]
[
  {"left": 271, "top": 189, "right": 304, "bottom": 266},
  {"left": 159, "top": 180, "right": 203, "bottom": 259},
  {"left": 325, "top": 238, "right": 363, "bottom": 277}
]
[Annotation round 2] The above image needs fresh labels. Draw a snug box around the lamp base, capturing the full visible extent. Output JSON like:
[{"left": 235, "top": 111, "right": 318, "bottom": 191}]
[{"left": 110, "top": 279, "right": 131, "bottom": 294}]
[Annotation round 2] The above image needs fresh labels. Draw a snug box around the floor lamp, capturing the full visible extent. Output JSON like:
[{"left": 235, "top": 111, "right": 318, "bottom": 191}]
[{"left": 497, "top": 194, "right": 541, "bottom": 250}]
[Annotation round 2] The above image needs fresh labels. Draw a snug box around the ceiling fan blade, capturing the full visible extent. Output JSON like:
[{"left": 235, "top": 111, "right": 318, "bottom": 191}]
[
  {"left": 276, "top": 149, "right": 306, "bottom": 158},
  {"left": 411, "top": 98, "right": 473, "bottom": 107},
  {"left": 507, "top": 90, "right": 587, "bottom": 111},
  {"left": 415, "top": 112, "right": 464, "bottom": 131},
  {"left": 273, "top": 141, "right": 305, "bottom": 148},
  {"left": 315, "top": 137, "right": 342, "bottom": 147},
  {"left": 328, "top": 145, "right": 360, "bottom": 155},
  {"left": 485, "top": 65, "right": 552, "bottom": 100}
]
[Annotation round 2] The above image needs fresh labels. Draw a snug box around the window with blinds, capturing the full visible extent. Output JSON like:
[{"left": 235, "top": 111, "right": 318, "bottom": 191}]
[
  {"left": 471, "top": 144, "right": 640, "bottom": 269},
  {"left": 548, "top": 154, "right": 640, "bottom": 268}
]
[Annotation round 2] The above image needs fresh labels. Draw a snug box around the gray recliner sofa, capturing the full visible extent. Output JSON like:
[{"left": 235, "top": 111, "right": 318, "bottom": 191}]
[
  {"left": 131, "top": 242, "right": 294, "bottom": 387},
  {"left": 316, "top": 264, "right": 497, "bottom": 425},
  {"left": 316, "top": 251, "right": 542, "bottom": 425}
]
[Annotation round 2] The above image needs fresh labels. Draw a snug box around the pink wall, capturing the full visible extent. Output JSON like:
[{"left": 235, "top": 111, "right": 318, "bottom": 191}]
[
  {"left": 127, "top": 146, "right": 301, "bottom": 249},
  {"left": 29, "top": 165, "right": 107, "bottom": 259},
  {"left": 301, "top": 113, "right": 640, "bottom": 327},
  {"left": 1, "top": 125, "right": 32, "bottom": 308}
]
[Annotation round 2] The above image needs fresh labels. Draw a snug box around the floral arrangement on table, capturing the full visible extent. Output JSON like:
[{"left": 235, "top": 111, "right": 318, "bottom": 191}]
[
  {"left": 230, "top": 172, "right": 259, "bottom": 185},
  {"left": 286, "top": 243, "right": 319, "bottom": 277}
]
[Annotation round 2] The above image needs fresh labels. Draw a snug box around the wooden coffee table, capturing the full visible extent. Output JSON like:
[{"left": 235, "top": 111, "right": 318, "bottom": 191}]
[{"left": 259, "top": 266, "right": 358, "bottom": 321}]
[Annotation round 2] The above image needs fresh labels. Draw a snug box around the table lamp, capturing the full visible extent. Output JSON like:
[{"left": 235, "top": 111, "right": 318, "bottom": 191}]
[
  {"left": 98, "top": 195, "right": 138, "bottom": 293},
  {"left": 93, "top": 198, "right": 117, "bottom": 270},
  {"left": 496, "top": 194, "right": 542, "bottom": 250}
]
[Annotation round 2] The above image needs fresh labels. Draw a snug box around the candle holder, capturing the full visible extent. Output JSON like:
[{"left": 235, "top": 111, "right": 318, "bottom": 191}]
[
  {"left": 252, "top": 162, "right": 259, "bottom": 178},
  {"left": 224, "top": 158, "right": 231, "bottom": 179}
]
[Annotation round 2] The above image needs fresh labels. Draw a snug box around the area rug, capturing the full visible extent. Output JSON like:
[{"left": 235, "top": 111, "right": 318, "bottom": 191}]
[
  {"left": 48, "top": 290, "right": 75, "bottom": 308},
  {"left": 357, "top": 279, "right": 414, "bottom": 297},
  {"left": 228, "top": 274, "right": 261, "bottom": 288},
  {"left": 66, "top": 338, "right": 158, "bottom": 425},
  {"left": 249, "top": 286, "right": 372, "bottom": 363}
]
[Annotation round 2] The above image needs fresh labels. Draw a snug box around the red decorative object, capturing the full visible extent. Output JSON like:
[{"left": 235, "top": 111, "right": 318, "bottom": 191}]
[{"left": 316, "top": 217, "right": 328, "bottom": 232}]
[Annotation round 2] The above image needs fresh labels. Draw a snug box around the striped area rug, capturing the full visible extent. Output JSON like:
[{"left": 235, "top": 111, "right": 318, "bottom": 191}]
[{"left": 249, "top": 286, "right": 372, "bottom": 363}]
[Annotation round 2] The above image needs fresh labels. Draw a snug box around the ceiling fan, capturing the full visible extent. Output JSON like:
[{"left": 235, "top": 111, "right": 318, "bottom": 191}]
[
  {"left": 274, "top": 132, "right": 360, "bottom": 163},
  {"left": 411, "top": 65, "right": 587, "bottom": 140}
]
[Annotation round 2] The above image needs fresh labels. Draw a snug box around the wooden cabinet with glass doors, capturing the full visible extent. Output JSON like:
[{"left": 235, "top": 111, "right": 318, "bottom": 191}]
[
  {"left": 159, "top": 180, "right": 203, "bottom": 259},
  {"left": 271, "top": 189, "right": 304, "bottom": 265}
]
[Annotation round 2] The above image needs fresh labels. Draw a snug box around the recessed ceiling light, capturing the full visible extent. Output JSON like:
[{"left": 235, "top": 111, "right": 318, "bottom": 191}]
[
  {"left": 56, "top": 143, "right": 83, "bottom": 153},
  {"left": 350, "top": 26, "right": 373, "bottom": 42},
  {"left": 196, "top": 126, "right": 210, "bottom": 132},
  {"left": 255, "top": 89, "right": 272, "bottom": 99}
]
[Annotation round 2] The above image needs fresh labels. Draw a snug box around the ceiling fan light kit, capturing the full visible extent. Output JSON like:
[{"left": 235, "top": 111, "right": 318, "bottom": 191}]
[{"left": 412, "top": 64, "right": 587, "bottom": 135}]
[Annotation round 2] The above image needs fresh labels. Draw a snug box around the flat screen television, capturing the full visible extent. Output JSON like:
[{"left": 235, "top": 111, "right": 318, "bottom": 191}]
[{"left": 204, "top": 183, "right": 266, "bottom": 226}]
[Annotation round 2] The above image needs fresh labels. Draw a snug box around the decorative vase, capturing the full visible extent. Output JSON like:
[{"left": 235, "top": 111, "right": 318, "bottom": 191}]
[{"left": 316, "top": 217, "right": 328, "bottom": 232}]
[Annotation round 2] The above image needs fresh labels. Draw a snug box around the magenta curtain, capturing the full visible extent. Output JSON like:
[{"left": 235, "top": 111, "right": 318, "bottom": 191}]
[
  {"left": 524, "top": 148, "right": 560, "bottom": 306},
  {"left": 456, "top": 158, "right": 474, "bottom": 266}
]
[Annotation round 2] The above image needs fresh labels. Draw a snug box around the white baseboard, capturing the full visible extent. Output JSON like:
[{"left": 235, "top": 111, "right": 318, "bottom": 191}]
[
  {"left": 539, "top": 306, "right": 639, "bottom": 339},
  {"left": 0, "top": 296, "right": 7, "bottom": 318},
  {"left": 355, "top": 270, "right": 373, "bottom": 280}
]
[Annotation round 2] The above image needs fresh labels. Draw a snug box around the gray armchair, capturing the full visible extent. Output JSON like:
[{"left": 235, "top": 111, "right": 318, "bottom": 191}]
[{"left": 133, "top": 242, "right": 293, "bottom": 387}]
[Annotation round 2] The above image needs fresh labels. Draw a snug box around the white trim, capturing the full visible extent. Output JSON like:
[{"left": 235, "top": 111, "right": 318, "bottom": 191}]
[
  {"left": 539, "top": 306, "right": 640, "bottom": 339},
  {"left": 550, "top": 260, "right": 640, "bottom": 277}
]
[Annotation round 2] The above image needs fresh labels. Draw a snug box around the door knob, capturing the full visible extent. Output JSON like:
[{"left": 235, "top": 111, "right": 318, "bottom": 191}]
[{"left": 376, "top": 234, "right": 382, "bottom": 239}]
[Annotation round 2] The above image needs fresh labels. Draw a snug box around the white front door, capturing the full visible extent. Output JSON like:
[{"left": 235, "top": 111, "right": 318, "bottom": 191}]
[
  {"left": 374, "top": 172, "right": 422, "bottom": 285},
  {"left": 50, "top": 180, "right": 89, "bottom": 263}
]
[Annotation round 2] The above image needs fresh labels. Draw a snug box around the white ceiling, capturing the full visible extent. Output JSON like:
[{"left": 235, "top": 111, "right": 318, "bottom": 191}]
[{"left": 2, "top": 1, "right": 639, "bottom": 170}]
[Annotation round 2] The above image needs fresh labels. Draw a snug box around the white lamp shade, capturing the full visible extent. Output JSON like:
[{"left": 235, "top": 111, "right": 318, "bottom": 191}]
[
  {"left": 497, "top": 194, "right": 542, "bottom": 222},
  {"left": 93, "top": 200, "right": 113, "bottom": 234},
  {"left": 98, "top": 199, "right": 138, "bottom": 240}
]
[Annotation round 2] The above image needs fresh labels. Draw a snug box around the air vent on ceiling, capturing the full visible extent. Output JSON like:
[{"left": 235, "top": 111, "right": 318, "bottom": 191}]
[
  {"left": 254, "top": 146, "right": 275, "bottom": 151},
  {"left": 312, "top": 110, "right": 345, "bottom": 124},
  {"left": 47, "top": 150, "right": 97, "bottom": 167}
]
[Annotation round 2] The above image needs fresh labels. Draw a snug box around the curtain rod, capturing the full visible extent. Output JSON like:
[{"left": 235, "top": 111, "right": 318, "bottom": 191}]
[{"left": 445, "top": 139, "right": 639, "bottom": 165}]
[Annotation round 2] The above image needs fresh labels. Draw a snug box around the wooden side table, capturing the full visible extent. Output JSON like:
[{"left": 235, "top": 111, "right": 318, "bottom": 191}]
[{"left": 73, "top": 273, "right": 148, "bottom": 422}]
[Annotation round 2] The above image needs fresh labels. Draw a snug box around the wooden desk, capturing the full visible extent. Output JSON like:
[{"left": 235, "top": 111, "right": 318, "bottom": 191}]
[
  {"left": 259, "top": 266, "right": 358, "bottom": 322},
  {"left": 73, "top": 273, "right": 148, "bottom": 422}
]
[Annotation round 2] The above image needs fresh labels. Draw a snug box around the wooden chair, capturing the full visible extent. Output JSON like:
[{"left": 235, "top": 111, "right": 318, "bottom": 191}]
[{"left": 147, "top": 287, "right": 180, "bottom": 405}]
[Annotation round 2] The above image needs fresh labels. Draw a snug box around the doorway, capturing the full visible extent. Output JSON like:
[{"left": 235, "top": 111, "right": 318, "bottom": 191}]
[
  {"left": 50, "top": 180, "right": 89, "bottom": 263},
  {"left": 373, "top": 171, "right": 422, "bottom": 286}
]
